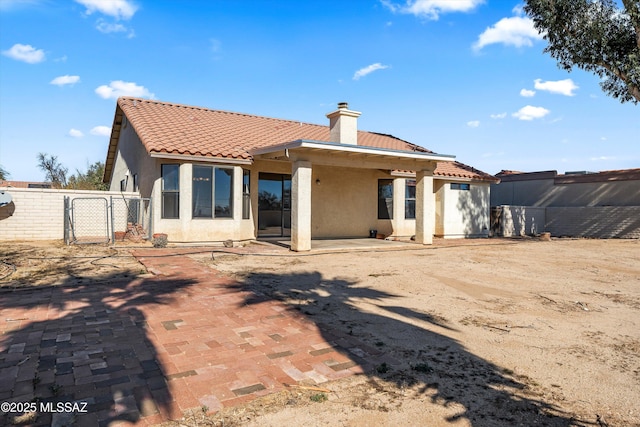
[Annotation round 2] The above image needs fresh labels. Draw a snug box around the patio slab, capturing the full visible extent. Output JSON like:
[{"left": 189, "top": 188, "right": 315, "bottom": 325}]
[{"left": 0, "top": 248, "right": 390, "bottom": 426}]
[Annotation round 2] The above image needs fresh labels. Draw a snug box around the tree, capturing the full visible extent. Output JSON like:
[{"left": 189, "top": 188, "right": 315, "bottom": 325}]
[
  {"left": 67, "top": 161, "right": 109, "bottom": 191},
  {"left": 524, "top": 0, "right": 640, "bottom": 104},
  {"left": 37, "top": 153, "right": 68, "bottom": 188},
  {"left": 0, "top": 165, "right": 9, "bottom": 181}
]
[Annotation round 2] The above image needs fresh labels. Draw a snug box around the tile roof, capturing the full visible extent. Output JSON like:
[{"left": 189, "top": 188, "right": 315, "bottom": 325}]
[
  {"left": 108, "top": 97, "right": 497, "bottom": 182},
  {"left": 0, "top": 180, "right": 52, "bottom": 188}
]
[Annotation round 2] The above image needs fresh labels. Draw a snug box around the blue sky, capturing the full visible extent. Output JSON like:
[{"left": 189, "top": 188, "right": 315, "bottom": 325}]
[{"left": 1, "top": 0, "right": 638, "bottom": 181}]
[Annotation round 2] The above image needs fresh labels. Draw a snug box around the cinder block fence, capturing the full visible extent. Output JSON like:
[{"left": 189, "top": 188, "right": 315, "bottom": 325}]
[
  {"left": 493, "top": 205, "right": 640, "bottom": 239},
  {"left": 0, "top": 187, "right": 141, "bottom": 241}
]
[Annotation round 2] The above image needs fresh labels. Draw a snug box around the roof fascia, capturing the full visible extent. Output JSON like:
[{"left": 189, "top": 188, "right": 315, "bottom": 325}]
[
  {"left": 149, "top": 152, "right": 253, "bottom": 165},
  {"left": 251, "top": 139, "right": 456, "bottom": 163}
]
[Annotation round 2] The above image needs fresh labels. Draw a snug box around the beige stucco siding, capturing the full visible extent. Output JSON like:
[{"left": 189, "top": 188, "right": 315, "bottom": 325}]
[
  {"left": 436, "top": 181, "right": 490, "bottom": 238},
  {"left": 310, "top": 166, "right": 387, "bottom": 238},
  {"left": 107, "top": 129, "right": 490, "bottom": 242},
  {"left": 155, "top": 164, "right": 255, "bottom": 243},
  {"left": 109, "top": 119, "right": 156, "bottom": 197}
]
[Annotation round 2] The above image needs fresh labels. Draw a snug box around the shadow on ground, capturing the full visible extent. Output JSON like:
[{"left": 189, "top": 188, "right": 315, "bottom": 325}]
[
  {"left": 0, "top": 272, "right": 196, "bottom": 426},
  {"left": 232, "top": 270, "right": 586, "bottom": 426}
]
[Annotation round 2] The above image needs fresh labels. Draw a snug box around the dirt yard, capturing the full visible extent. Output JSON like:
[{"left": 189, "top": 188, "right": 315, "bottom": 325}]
[
  {"left": 1, "top": 238, "right": 638, "bottom": 426},
  {"left": 192, "top": 238, "right": 640, "bottom": 426}
]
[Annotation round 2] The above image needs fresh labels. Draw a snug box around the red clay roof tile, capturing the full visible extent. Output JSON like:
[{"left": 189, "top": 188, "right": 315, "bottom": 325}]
[{"left": 114, "top": 97, "right": 497, "bottom": 182}]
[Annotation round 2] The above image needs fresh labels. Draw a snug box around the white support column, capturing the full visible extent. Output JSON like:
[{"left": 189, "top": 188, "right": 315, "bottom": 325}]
[
  {"left": 392, "top": 178, "right": 405, "bottom": 236},
  {"left": 180, "top": 163, "right": 192, "bottom": 230},
  {"left": 415, "top": 167, "right": 435, "bottom": 245},
  {"left": 291, "top": 160, "right": 312, "bottom": 251},
  {"left": 232, "top": 166, "right": 243, "bottom": 221}
]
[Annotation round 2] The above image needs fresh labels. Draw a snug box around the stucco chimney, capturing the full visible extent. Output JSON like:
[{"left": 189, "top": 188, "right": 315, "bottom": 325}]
[{"left": 326, "top": 102, "right": 361, "bottom": 145}]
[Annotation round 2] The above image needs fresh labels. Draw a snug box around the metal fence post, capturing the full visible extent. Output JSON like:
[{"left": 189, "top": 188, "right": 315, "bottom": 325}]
[
  {"left": 63, "top": 196, "right": 69, "bottom": 245},
  {"left": 110, "top": 196, "right": 115, "bottom": 244}
]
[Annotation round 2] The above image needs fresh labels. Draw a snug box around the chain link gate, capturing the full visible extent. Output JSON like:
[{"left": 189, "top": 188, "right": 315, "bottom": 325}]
[
  {"left": 64, "top": 197, "right": 110, "bottom": 244},
  {"left": 64, "top": 196, "right": 152, "bottom": 245}
]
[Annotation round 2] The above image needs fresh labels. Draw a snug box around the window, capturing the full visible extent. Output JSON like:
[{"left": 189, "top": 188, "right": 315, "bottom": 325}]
[
  {"left": 242, "top": 169, "right": 250, "bottom": 219},
  {"left": 451, "top": 183, "right": 470, "bottom": 191},
  {"left": 161, "top": 164, "right": 179, "bottom": 219},
  {"left": 192, "top": 165, "right": 212, "bottom": 217},
  {"left": 215, "top": 168, "right": 233, "bottom": 218},
  {"left": 378, "top": 179, "right": 393, "bottom": 219},
  {"left": 405, "top": 179, "right": 416, "bottom": 219},
  {"left": 191, "top": 165, "right": 233, "bottom": 218},
  {"left": 133, "top": 174, "right": 139, "bottom": 192},
  {"left": 120, "top": 179, "right": 127, "bottom": 192}
]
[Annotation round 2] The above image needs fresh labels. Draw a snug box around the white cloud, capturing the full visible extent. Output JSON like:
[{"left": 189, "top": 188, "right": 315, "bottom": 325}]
[
  {"left": 353, "top": 63, "right": 390, "bottom": 80},
  {"left": 467, "top": 120, "right": 480, "bottom": 128},
  {"left": 74, "top": 0, "right": 137, "bottom": 20},
  {"left": 68, "top": 128, "right": 84, "bottom": 138},
  {"left": 50, "top": 75, "right": 80, "bottom": 86},
  {"left": 590, "top": 156, "right": 615, "bottom": 161},
  {"left": 490, "top": 112, "right": 507, "bottom": 119},
  {"left": 534, "top": 78, "right": 579, "bottom": 96},
  {"left": 511, "top": 4, "right": 524, "bottom": 16},
  {"left": 95, "top": 80, "right": 154, "bottom": 99},
  {"left": 2, "top": 43, "right": 45, "bottom": 63},
  {"left": 382, "top": 0, "right": 484, "bottom": 20},
  {"left": 96, "top": 20, "right": 126, "bottom": 33},
  {"left": 473, "top": 16, "right": 543, "bottom": 51},
  {"left": 512, "top": 105, "right": 550, "bottom": 121},
  {"left": 90, "top": 126, "right": 111, "bottom": 136},
  {"left": 520, "top": 88, "right": 535, "bottom": 97}
]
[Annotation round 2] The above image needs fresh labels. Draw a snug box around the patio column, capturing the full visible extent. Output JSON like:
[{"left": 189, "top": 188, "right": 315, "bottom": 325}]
[
  {"left": 291, "top": 160, "right": 312, "bottom": 251},
  {"left": 415, "top": 167, "right": 435, "bottom": 245}
]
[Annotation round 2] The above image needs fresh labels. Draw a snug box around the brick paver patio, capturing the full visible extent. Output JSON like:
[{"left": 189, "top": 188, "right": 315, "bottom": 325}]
[{"left": 0, "top": 248, "right": 389, "bottom": 426}]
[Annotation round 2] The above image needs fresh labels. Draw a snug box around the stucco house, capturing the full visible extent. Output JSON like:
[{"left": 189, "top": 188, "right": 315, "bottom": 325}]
[{"left": 103, "top": 98, "right": 498, "bottom": 250}]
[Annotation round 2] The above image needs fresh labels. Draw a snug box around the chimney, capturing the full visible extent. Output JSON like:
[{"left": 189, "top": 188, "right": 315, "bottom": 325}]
[{"left": 326, "top": 102, "right": 361, "bottom": 145}]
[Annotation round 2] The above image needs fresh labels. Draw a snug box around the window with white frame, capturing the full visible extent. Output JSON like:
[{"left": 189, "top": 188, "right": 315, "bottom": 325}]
[
  {"left": 242, "top": 169, "right": 250, "bottom": 219},
  {"left": 161, "top": 164, "right": 180, "bottom": 219},
  {"left": 405, "top": 179, "right": 416, "bottom": 219}
]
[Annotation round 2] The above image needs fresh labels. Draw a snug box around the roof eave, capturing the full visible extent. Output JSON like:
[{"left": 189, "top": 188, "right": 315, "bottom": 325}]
[
  {"left": 251, "top": 139, "right": 456, "bottom": 163},
  {"left": 148, "top": 152, "right": 252, "bottom": 165}
]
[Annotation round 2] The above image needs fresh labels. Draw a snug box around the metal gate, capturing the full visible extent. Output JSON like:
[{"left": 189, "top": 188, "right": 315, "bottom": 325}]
[
  {"left": 65, "top": 197, "right": 110, "bottom": 244},
  {"left": 64, "top": 196, "right": 152, "bottom": 245}
]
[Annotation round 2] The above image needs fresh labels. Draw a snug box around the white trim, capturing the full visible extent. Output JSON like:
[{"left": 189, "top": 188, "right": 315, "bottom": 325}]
[
  {"left": 150, "top": 152, "right": 252, "bottom": 165},
  {"left": 251, "top": 139, "right": 455, "bottom": 163}
]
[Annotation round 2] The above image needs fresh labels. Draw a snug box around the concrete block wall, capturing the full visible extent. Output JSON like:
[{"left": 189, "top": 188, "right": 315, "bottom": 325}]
[
  {"left": 494, "top": 205, "right": 640, "bottom": 239},
  {"left": 0, "top": 187, "right": 139, "bottom": 241},
  {"left": 546, "top": 206, "right": 640, "bottom": 239},
  {"left": 498, "top": 206, "right": 546, "bottom": 237}
]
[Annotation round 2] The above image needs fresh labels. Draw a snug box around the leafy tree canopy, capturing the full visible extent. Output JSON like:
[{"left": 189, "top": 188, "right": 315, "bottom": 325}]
[
  {"left": 0, "top": 165, "right": 9, "bottom": 181},
  {"left": 524, "top": 0, "right": 640, "bottom": 103},
  {"left": 67, "top": 161, "right": 109, "bottom": 191},
  {"left": 37, "top": 153, "right": 108, "bottom": 191}
]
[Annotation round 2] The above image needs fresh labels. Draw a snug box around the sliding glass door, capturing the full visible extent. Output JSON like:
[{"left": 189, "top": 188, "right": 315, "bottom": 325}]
[{"left": 257, "top": 173, "right": 291, "bottom": 237}]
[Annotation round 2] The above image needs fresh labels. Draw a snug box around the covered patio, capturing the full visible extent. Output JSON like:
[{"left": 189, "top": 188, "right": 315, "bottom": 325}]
[{"left": 251, "top": 139, "right": 455, "bottom": 251}]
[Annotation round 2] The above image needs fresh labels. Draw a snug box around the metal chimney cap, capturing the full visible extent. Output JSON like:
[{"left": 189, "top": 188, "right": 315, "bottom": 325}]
[{"left": 337, "top": 102, "right": 349, "bottom": 109}]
